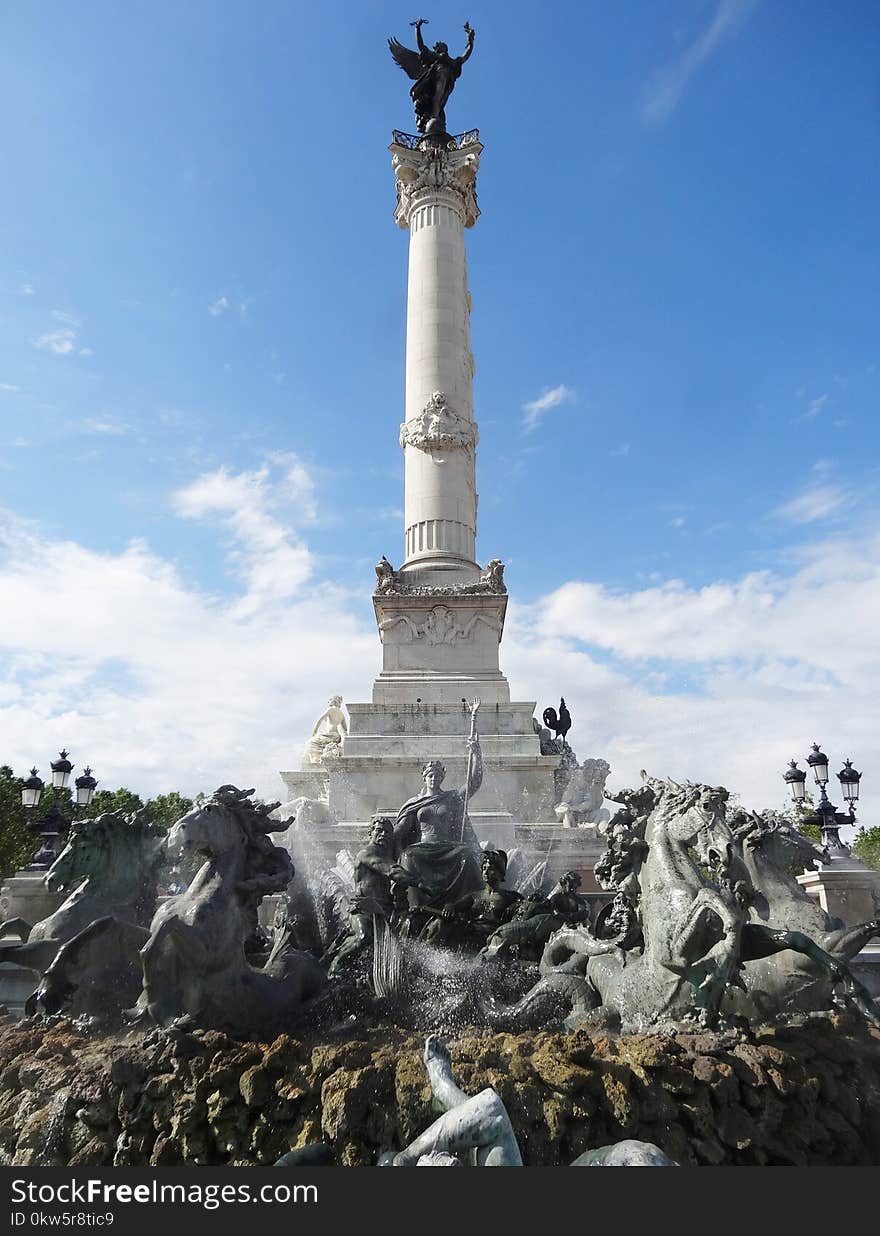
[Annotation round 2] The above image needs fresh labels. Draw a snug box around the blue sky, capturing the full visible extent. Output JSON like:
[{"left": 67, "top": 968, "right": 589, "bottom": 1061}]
[{"left": 1, "top": 1, "right": 878, "bottom": 817}]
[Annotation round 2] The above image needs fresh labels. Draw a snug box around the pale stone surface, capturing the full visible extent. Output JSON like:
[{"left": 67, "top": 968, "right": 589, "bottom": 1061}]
[
  {"left": 276, "top": 132, "right": 598, "bottom": 886},
  {"left": 797, "top": 856, "right": 880, "bottom": 930},
  {"left": 303, "top": 695, "right": 348, "bottom": 766},
  {"left": 555, "top": 757, "right": 612, "bottom": 828},
  {"left": 391, "top": 136, "right": 483, "bottom": 586},
  {"left": 0, "top": 875, "right": 65, "bottom": 1017},
  {"left": 373, "top": 592, "right": 508, "bottom": 703},
  {"left": 0, "top": 872, "right": 63, "bottom": 927}
]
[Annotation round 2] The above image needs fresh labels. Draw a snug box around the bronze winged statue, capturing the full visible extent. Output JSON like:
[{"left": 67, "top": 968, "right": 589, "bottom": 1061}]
[{"left": 388, "top": 18, "right": 475, "bottom": 135}]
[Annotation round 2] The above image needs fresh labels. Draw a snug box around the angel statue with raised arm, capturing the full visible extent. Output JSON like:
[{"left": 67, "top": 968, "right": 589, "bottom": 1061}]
[{"left": 388, "top": 18, "right": 475, "bottom": 135}]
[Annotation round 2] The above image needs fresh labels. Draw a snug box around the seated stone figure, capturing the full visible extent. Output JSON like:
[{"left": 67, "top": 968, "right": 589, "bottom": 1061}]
[
  {"left": 423, "top": 849, "right": 522, "bottom": 949},
  {"left": 394, "top": 739, "right": 484, "bottom": 931},
  {"left": 303, "top": 695, "right": 347, "bottom": 766},
  {"left": 324, "top": 816, "right": 424, "bottom": 975}
]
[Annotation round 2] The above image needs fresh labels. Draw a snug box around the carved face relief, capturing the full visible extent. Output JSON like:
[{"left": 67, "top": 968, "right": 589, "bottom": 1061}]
[
  {"left": 424, "top": 605, "right": 458, "bottom": 645},
  {"left": 399, "top": 392, "right": 477, "bottom": 455}
]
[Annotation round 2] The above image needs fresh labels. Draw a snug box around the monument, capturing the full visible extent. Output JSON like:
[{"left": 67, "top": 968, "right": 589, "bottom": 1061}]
[
  {"left": 280, "top": 21, "right": 605, "bottom": 886},
  {"left": 0, "top": 25, "right": 877, "bottom": 1172}
]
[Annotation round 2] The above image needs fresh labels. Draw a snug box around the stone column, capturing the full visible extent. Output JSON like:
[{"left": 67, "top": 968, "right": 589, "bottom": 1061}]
[{"left": 390, "top": 133, "right": 483, "bottom": 585}]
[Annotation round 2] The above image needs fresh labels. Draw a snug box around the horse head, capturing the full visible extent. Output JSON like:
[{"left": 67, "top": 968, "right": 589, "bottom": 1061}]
[
  {"left": 169, "top": 792, "right": 245, "bottom": 860},
  {"left": 651, "top": 780, "right": 752, "bottom": 904},
  {"left": 45, "top": 812, "right": 119, "bottom": 893},
  {"left": 46, "top": 808, "right": 164, "bottom": 897},
  {"left": 168, "top": 786, "right": 293, "bottom": 890},
  {"left": 654, "top": 781, "right": 731, "bottom": 856},
  {"left": 738, "top": 812, "right": 828, "bottom": 875}
]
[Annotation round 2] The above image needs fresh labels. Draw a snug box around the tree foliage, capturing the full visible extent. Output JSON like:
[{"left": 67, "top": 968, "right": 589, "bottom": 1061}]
[
  {"left": 0, "top": 766, "right": 35, "bottom": 885},
  {"left": 0, "top": 768, "right": 195, "bottom": 885},
  {"left": 852, "top": 826, "right": 880, "bottom": 873}
]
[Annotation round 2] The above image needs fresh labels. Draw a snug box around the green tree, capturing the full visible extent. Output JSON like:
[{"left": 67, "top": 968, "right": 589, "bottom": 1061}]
[
  {"left": 852, "top": 826, "right": 880, "bottom": 872},
  {"left": 0, "top": 766, "right": 35, "bottom": 883},
  {"left": 145, "top": 791, "right": 193, "bottom": 831},
  {"left": 0, "top": 766, "right": 199, "bottom": 886},
  {"left": 84, "top": 787, "right": 145, "bottom": 818},
  {"left": 764, "top": 792, "right": 822, "bottom": 842}
]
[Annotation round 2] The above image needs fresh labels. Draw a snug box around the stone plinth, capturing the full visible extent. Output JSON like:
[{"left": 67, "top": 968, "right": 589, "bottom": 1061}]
[
  {"left": 0, "top": 871, "right": 63, "bottom": 928},
  {"left": 0, "top": 874, "right": 63, "bottom": 1019},
  {"left": 325, "top": 698, "right": 559, "bottom": 825},
  {"left": 374, "top": 590, "right": 508, "bottom": 704},
  {"left": 796, "top": 856, "right": 880, "bottom": 929},
  {"left": 279, "top": 767, "right": 330, "bottom": 805},
  {"left": 797, "top": 856, "right": 880, "bottom": 996}
]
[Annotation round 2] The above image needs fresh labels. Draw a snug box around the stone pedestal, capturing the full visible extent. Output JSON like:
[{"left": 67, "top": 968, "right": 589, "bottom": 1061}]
[
  {"left": 0, "top": 872, "right": 64, "bottom": 1017},
  {"left": 797, "top": 855, "right": 880, "bottom": 996},
  {"left": 796, "top": 856, "right": 880, "bottom": 929},
  {"left": 326, "top": 698, "right": 559, "bottom": 824},
  {"left": 280, "top": 767, "right": 330, "bottom": 806},
  {"left": 0, "top": 871, "right": 63, "bottom": 927}
]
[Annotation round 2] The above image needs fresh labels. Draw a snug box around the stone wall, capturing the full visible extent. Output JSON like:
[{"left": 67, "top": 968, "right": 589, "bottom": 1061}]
[{"left": 0, "top": 1013, "right": 878, "bottom": 1166}]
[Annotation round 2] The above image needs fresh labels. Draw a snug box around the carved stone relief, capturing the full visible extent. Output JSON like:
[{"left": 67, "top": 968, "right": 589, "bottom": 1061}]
[
  {"left": 378, "top": 605, "right": 501, "bottom": 645},
  {"left": 399, "top": 392, "right": 477, "bottom": 454}
]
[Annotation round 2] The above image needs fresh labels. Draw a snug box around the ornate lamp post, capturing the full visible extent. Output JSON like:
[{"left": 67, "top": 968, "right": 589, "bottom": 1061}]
[
  {"left": 783, "top": 743, "right": 860, "bottom": 858},
  {"left": 19, "top": 752, "right": 98, "bottom": 869}
]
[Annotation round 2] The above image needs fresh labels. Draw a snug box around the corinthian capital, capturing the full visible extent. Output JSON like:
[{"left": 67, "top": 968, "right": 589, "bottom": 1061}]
[{"left": 390, "top": 139, "right": 482, "bottom": 229}]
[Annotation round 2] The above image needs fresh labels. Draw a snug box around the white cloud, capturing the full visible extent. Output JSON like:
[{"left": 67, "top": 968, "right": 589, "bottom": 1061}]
[
  {"left": 0, "top": 513, "right": 374, "bottom": 802},
  {"left": 34, "top": 317, "right": 92, "bottom": 357},
  {"left": 773, "top": 483, "right": 852, "bottom": 525},
  {"left": 34, "top": 329, "right": 77, "bottom": 356},
  {"left": 802, "top": 393, "right": 829, "bottom": 420},
  {"left": 503, "top": 529, "right": 880, "bottom": 814},
  {"left": 208, "top": 296, "right": 230, "bottom": 317},
  {"left": 0, "top": 383, "right": 20, "bottom": 393},
  {"left": 20, "top": 283, "right": 34, "bottom": 296},
  {"left": 79, "top": 417, "right": 130, "bottom": 436},
  {"left": 1, "top": 465, "right": 878, "bottom": 826},
  {"left": 51, "top": 309, "right": 82, "bottom": 328},
  {"left": 521, "top": 384, "right": 575, "bottom": 432},
  {"left": 173, "top": 455, "right": 317, "bottom": 613},
  {"left": 641, "top": 0, "right": 759, "bottom": 127}
]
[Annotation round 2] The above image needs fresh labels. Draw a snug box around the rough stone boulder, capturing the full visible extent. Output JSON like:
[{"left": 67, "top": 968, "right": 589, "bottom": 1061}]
[{"left": 0, "top": 1010, "right": 877, "bottom": 1166}]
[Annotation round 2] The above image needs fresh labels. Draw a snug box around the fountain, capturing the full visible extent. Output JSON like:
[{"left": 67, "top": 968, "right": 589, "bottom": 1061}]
[{"left": 0, "top": 19, "right": 878, "bottom": 1170}]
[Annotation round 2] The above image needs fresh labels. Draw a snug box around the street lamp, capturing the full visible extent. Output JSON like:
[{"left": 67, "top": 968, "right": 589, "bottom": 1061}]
[
  {"left": 50, "top": 749, "right": 73, "bottom": 790},
  {"left": 75, "top": 766, "right": 98, "bottom": 808},
  {"left": 19, "top": 752, "right": 98, "bottom": 870},
  {"left": 783, "top": 742, "right": 860, "bottom": 858},
  {"left": 783, "top": 760, "right": 807, "bottom": 804},
  {"left": 837, "top": 758, "right": 861, "bottom": 810},
  {"left": 21, "top": 768, "right": 44, "bottom": 810}
]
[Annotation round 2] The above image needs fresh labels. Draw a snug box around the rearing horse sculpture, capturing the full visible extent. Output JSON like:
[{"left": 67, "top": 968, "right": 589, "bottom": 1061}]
[
  {"left": 489, "top": 780, "right": 749, "bottom": 1031},
  {"left": 0, "top": 809, "right": 164, "bottom": 977},
  {"left": 584, "top": 780, "right": 749, "bottom": 1029},
  {"left": 134, "top": 785, "right": 326, "bottom": 1037},
  {"left": 730, "top": 811, "right": 880, "bottom": 1018}
]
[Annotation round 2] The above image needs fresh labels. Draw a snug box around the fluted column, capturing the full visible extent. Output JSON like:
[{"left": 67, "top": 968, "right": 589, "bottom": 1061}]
[{"left": 390, "top": 133, "right": 483, "bottom": 584}]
